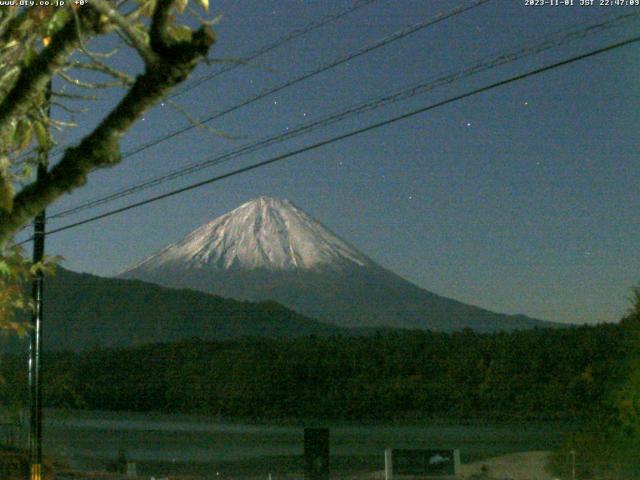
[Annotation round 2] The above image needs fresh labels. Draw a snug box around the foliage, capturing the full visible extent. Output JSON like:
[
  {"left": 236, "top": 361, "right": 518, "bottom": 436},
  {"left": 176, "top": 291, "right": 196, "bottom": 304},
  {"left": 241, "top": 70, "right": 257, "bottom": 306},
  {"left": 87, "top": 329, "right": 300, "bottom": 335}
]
[
  {"left": 0, "top": 0, "right": 215, "bottom": 331},
  {"left": 0, "top": 246, "right": 31, "bottom": 336},
  {"left": 549, "top": 287, "right": 640, "bottom": 480},
  {"left": 0, "top": 242, "right": 58, "bottom": 334},
  {"left": 0, "top": 324, "right": 629, "bottom": 422}
]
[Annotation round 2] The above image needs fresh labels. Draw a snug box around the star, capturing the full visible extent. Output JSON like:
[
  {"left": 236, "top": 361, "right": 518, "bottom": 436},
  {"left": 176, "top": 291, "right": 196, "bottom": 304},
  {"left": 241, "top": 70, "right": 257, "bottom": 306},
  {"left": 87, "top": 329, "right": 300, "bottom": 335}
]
[
  {"left": 408, "top": 195, "right": 413, "bottom": 200},
  {"left": 273, "top": 100, "right": 278, "bottom": 105},
  {"left": 466, "top": 122, "right": 472, "bottom": 127},
  {"left": 524, "top": 101, "right": 529, "bottom": 106}
]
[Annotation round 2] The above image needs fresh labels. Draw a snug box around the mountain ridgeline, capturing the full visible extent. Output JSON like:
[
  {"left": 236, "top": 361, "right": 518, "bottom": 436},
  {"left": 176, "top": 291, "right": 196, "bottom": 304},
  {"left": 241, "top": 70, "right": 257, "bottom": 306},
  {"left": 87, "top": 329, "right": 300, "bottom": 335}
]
[
  {"left": 1, "top": 198, "right": 561, "bottom": 354},
  {"left": 2, "top": 267, "right": 343, "bottom": 353},
  {"left": 119, "top": 197, "right": 555, "bottom": 332}
]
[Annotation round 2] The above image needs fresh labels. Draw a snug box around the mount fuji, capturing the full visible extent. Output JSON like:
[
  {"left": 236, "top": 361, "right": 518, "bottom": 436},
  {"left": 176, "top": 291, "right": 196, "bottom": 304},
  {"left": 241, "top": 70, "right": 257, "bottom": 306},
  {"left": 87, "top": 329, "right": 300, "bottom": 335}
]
[{"left": 118, "top": 197, "right": 554, "bottom": 332}]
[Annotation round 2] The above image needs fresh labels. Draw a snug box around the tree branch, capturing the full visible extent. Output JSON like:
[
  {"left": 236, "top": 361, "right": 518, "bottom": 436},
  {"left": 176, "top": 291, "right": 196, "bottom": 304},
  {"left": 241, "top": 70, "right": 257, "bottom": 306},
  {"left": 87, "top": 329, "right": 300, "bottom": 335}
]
[
  {"left": 0, "top": 8, "right": 100, "bottom": 135},
  {"left": 68, "top": 61, "right": 134, "bottom": 86},
  {"left": 0, "top": 7, "right": 26, "bottom": 44},
  {"left": 59, "top": 71, "right": 126, "bottom": 89},
  {"left": 89, "top": 0, "right": 157, "bottom": 65},
  {"left": 0, "top": 3, "right": 215, "bottom": 244}
]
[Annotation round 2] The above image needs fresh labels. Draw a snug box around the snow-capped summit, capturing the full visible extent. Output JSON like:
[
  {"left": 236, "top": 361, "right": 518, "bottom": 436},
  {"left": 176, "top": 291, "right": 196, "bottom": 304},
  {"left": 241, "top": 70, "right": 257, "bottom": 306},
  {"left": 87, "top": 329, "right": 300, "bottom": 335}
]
[
  {"left": 122, "top": 196, "right": 371, "bottom": 274},
  {"left": 119, "top": 197, "right": 554, "bottom": 332}
]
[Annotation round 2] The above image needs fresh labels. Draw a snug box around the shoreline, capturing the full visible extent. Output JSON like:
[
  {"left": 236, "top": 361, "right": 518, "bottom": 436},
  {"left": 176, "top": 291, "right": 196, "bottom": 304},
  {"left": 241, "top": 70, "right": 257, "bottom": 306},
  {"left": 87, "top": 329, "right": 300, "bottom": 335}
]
[
  {"left": 53, "top": 451, "right": 555, "bottom": 480},
  {"left": 44, "top": 407, "right": 580, "bottom": 429}
]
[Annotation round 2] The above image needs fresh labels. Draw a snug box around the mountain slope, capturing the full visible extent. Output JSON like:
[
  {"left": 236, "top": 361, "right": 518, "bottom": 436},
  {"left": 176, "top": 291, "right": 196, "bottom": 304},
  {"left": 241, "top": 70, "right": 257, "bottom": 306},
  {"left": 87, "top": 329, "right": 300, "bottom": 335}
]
[
  {"left": 119, "top": 197, "right": 555, "bottom": 332},
  {"left": 2, "top": 267, "right": 344, "bottom": 353}
]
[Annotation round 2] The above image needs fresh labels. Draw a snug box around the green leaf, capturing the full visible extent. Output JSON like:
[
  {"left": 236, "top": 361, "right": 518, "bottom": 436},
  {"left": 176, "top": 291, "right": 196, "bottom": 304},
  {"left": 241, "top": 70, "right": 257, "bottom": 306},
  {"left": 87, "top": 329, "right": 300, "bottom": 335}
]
[
  {"left": 168, "top": 24, "right": 193, "bottom": 43},
  {"left": 22, "top": 47, "right": 36, "bottom": 67},
  {"left": 19, "top": 164, "right": 33, "bottom": 181},
  {"left": 0, "top": 66, "right": 20, "bottom": 92},
  {"left": 0, "top": 173, "right": 14, "bottom": 212},
  {"left": 14, "top": 118, "right": 32, "bottom": 150},
  {"left": 140, "top": 0, "right": 157, "bottom": 17},
  {"left": 46, "top": 8, "right": 71, "bottom": 36},
  {"left": 34, "top": 121, "right": 49, "bottom": 149},
  {"left": 0, "top": 260, "right": 10, "bottom": 277},
  {"left": 0, "top": 119, "right": 17, "bottom": 150},
  {"left": 195, "top": 0, "right": 209, "bottom": 11},
  {"left": 133, "top": 23, "right": 151, "bottom": 44},
  {"left": 0, "top": 155, "right": 9, "bottom": 171}
]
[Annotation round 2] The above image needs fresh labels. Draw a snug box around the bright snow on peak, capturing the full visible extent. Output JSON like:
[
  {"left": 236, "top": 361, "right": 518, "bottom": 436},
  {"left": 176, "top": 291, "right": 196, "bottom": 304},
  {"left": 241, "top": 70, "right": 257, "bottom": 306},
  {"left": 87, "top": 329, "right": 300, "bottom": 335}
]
[{"left": 125, "top": 197, "right": 372, "bottom": 272}]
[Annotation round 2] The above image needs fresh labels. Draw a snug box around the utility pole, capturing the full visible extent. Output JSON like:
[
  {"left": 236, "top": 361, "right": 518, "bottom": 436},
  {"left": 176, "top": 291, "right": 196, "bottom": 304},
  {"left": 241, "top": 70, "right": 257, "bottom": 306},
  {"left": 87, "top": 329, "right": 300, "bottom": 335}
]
[{"left": 29, "top": 79, "right": 51, "bottom": 480}]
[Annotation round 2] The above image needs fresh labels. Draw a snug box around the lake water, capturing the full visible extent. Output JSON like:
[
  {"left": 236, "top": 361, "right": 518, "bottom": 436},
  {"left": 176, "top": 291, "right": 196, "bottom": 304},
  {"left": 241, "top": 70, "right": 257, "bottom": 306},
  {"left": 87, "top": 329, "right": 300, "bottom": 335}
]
[{"left": 41, "top": 409, "right": 569, "bottom": 478}]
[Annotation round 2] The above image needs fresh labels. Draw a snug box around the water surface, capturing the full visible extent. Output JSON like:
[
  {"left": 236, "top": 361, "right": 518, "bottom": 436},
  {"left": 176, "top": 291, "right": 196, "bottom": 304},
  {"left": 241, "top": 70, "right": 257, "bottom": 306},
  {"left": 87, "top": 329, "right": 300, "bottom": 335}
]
[{"left": 42, "top": 409, "right": 568, "bottom": 478}]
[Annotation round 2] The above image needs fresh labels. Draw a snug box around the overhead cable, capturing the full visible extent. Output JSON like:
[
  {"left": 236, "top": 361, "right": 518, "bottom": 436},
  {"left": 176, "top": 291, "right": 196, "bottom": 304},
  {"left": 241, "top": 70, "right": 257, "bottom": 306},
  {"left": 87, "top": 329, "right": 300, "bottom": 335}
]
[
  {"left": 17, "top": 33, "right": 640, "bottom": 245},
  {"left": 47, "top": 10, "right": 640, "bottom": 221}
]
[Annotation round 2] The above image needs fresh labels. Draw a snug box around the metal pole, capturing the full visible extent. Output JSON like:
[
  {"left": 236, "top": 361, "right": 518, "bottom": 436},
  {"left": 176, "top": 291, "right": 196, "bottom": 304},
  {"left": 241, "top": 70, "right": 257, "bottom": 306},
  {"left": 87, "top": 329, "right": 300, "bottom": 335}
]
[{"left": 29, "top": 80, "right": 51, "bottom": 480}]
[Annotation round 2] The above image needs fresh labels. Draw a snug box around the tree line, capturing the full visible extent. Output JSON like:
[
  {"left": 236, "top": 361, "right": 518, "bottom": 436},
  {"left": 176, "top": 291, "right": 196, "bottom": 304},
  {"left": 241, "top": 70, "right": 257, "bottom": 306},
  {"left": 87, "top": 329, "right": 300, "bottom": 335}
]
[{"left": 0, "top": 323, "right": 632, "bottom": 422}]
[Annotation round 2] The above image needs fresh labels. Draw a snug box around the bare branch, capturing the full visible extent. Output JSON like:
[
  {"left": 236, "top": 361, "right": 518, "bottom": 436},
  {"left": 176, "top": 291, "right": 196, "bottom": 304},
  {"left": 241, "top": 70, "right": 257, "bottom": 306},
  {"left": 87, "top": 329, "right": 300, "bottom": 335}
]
[
  {"left": 59, "top": 71, "right": 126, "bottom": 89},
  {"left": 48, "top": 118, "right": 78, "bottom": 130},
  {"left": 79, "top": 45, "right": 121, "bottom": 59},
  {"left": 69, "top": 61, "right": 134, "bottom": 85},
  {"left": 166, "top": 99, "right": 240, "bottom": 139},
  {"left": 0, "top": 1, "right": 215, "bottom": 243},
  {"left": 0, "top": 7, "right": 102, "bottom": 134},
  {"left": 90, "top": 0, "right": 157, "bottom": 65},
  {"left": 52, "top": 91, "right": 101, "bottom": 102},
  {"left": 51, "top": 101, "right": 89, "bottom": 114},
  {"left": 186, "top": 6, "right": 222, "bottom": 26},
  {"left": 71, "top": 6, "right": 117, "bottom": 69}
]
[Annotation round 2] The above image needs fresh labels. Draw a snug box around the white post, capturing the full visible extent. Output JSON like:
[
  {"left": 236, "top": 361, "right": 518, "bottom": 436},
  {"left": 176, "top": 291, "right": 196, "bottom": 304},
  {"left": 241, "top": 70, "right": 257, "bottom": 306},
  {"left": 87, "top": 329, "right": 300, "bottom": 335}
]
[
  {"left": 126, "top": 461, "right": 137, "bottom": 478},
  {"left": 570, "top": 450, "right": 576, "bottom": 480},
  {"left": 453, "top": 449, "right": 461, "bottom": 475},
  {"left": 384, "top": 448, "right": 393, "bottom": 480}
]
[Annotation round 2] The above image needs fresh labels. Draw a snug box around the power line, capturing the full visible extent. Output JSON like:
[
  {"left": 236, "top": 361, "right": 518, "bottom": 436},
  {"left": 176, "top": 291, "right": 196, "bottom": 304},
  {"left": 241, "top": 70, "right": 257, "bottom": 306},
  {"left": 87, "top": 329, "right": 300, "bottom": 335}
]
[
  {"left": 169, "top": 0, "right": 380, "bottom": 99},
  {"left": 20, "top": 0, "right": 379, "bottom": 163},
  {"left": 42, "top": 0, "right": 491, "bottom": 167},
  {"left": 18, "top": 33, "right": 640, "bottom": 245},
  {"left": 15, "top": 0, "right": 491, "bottom": 236},
  {"left": 47, "top": 10, "right": 640, "bottom": 221},
  {"left": 119, "top": 0, "right": 490, "bottom": 159}
]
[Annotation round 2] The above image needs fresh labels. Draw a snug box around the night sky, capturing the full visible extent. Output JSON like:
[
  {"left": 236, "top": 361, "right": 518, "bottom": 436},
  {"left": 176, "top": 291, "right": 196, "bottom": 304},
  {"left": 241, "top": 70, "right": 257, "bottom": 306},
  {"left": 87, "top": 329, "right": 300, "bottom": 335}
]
[{"left": 25, "top": 0, "right": 640, "bottom": 325}]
